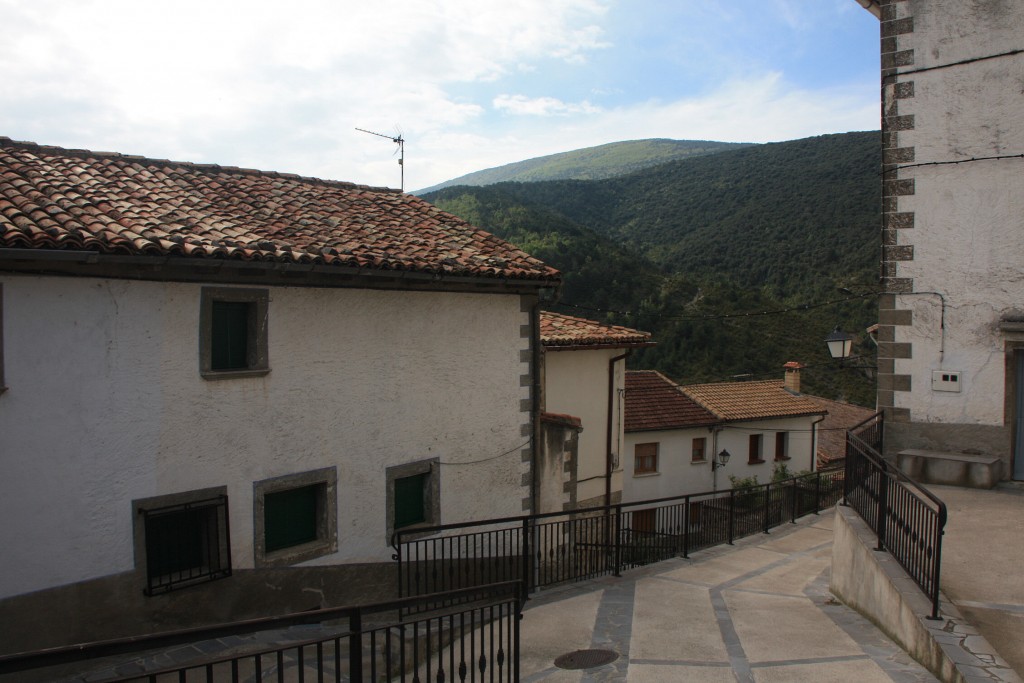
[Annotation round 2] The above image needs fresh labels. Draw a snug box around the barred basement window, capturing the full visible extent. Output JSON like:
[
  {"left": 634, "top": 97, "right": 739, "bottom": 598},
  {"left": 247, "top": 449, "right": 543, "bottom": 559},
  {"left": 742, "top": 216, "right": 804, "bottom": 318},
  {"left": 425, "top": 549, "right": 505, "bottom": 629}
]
[{"left": 134, "top": 487, "right": 231, "bottom": 596}]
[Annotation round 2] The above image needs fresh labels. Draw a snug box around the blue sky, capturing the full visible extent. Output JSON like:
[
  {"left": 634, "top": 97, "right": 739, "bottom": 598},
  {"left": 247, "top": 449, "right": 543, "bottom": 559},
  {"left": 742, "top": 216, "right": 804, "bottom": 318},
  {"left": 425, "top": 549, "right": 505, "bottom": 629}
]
[{"left": 0, "top": 0, "right": 880, "bottom": 190}]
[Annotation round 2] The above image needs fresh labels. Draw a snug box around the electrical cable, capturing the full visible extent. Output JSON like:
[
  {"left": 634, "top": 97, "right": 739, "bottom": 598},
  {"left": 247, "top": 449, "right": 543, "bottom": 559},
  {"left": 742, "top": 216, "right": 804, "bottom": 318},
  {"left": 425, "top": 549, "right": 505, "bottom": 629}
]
[{"left": 433, "top": 438, "right": 532, "bottom": 466}]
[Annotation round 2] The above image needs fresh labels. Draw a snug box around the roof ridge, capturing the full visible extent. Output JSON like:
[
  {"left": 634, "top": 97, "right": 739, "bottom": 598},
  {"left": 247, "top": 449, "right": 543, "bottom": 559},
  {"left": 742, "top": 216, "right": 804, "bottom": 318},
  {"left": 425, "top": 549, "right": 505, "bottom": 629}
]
[{"left": 0, "top": 136, "right": 401, "bottom": 195}]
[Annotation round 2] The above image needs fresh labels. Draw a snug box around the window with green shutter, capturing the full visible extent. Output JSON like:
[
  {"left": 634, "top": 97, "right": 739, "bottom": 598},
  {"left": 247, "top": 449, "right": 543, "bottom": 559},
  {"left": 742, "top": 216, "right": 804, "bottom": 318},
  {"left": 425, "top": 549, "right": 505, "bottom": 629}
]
[
  {"left": 264, "top": 484, "right": 321, "bottom": 552},
  {"left": 394, "top": 473, "right": 427, "bottom": 529},
  {"left": 211, "top": 300, "right": 251, "bottom": 371}
]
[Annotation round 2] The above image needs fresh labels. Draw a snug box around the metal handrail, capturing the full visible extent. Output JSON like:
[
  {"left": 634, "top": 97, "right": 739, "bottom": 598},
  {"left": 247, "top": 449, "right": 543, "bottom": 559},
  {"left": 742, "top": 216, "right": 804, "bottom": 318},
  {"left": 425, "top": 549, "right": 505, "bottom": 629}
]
[{"left": 0, "top": 581, "right": 522, "bottom": 677}]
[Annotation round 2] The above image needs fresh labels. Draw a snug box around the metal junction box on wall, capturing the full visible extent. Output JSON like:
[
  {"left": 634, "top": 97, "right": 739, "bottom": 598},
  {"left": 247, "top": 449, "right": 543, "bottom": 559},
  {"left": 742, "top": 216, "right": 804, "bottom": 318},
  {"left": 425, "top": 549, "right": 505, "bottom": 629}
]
[{"left": 931, "top": 371, "right": 962, "bottom": 393}]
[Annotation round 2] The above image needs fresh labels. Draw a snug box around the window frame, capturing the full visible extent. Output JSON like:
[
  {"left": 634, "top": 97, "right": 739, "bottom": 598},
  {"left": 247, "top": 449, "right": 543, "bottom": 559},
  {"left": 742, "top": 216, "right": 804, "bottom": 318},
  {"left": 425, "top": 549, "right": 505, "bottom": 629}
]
[
  {"left": 748, "top": 434, "right": 765, "bottom": 464},
  {"left": 133, "top": 486, "right": 232, "bottom": 596},
  {"left": 634, "top": 442, "right": 659, "bottom": 475},
  {"left": 253, "top": 467, "right": 338, "bottom": 568},
  {"left": 691, "top": 437, "right": 706, "bottom": 463},
  {"left": 774, "top": 431, "right": 790, "bottom": 461},
  {"left": 199, "top": 287, "right": 270, "bottom": 380},
  {"left": 386, "top": 458, "right": 441, "bottom": 542}
]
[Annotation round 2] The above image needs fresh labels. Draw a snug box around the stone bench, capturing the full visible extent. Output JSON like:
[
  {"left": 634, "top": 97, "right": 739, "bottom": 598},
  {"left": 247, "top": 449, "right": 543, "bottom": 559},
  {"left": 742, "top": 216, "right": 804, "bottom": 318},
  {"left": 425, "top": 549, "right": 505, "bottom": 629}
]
[{"left": 896, "top": 449, "right": 1003, "bottom": 489}]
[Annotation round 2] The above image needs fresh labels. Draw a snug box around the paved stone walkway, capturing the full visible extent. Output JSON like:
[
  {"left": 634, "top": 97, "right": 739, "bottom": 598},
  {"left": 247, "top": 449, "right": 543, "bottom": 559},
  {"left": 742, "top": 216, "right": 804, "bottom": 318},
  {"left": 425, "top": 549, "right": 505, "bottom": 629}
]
[{"left": 519, "top": 511, "right": 939, "bottom": 682}]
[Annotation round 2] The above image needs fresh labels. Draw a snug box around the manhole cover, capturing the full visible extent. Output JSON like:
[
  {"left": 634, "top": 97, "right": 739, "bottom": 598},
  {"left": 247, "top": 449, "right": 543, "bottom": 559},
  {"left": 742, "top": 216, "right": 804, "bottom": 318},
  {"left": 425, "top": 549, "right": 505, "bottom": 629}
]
[{"left": 553, "top": 649, "right": 618, "bottom": 670}]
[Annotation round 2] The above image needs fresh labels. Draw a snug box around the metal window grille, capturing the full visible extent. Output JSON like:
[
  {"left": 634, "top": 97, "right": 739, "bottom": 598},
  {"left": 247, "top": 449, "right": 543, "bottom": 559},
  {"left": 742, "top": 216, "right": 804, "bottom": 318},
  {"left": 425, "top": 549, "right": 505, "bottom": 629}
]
[{"left": 140, "top": 494, "right": 231, "bottom": 595}]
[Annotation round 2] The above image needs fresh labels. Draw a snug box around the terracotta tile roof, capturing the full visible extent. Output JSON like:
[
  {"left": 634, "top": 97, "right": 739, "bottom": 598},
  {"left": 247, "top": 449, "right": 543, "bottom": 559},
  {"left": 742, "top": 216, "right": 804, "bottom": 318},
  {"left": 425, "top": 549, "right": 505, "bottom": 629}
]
[
  {"left": 0, "top": 138, "right": 560, "bottom": 282},
  {"left": 625, "top": 371, "right": 718, "bottom": 432},
  {"left": 681, "top": 380, "right": 826, "bottom": 423},
  {"left": 540, "top": 311, "right": 652, "bottom": 348},
  {"left": 802, "top": 395, "right": 876, "bottom": 467}
]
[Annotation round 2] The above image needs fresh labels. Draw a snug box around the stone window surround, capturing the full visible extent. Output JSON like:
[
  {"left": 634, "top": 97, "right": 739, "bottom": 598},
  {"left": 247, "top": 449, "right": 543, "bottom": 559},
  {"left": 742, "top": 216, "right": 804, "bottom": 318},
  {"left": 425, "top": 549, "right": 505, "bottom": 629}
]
[
  {"left": 253, "top": 467, "right": 338, "bottom": 568},
  {"left": 132, "top": 485, "right": 231, "bottom": 595},
  {"left": 386, "top": 457, "right": 441, "bottom": 542},
  {"left": 199, "top": 286, "right": 270, "bottom": 380}
]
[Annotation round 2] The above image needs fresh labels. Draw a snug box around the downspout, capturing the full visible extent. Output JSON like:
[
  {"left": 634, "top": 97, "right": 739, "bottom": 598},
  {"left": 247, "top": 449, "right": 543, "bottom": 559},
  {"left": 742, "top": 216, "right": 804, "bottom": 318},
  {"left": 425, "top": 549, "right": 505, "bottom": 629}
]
[
  {"left": 605, "top": 349, "right": 631, "bottom": 507},
  {"left": 810, "top": 415, "right": 826, "bottom": 472}
]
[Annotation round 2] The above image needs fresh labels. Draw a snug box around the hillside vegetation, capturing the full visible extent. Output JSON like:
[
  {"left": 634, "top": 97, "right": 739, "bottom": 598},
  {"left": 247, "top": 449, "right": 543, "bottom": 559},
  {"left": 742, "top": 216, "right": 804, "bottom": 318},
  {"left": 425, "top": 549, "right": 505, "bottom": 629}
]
[
  {"left": 425, "top": 132, "right": 881, "bottom": 405},
  {"left": 416, "top": 139, "right": 750, "bottom": 194}
]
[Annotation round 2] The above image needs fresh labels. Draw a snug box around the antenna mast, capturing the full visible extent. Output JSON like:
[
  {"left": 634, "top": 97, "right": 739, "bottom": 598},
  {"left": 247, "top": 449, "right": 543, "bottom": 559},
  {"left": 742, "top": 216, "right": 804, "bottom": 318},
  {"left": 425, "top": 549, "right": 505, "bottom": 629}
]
[{"left": 356, "top": 127, "right": 405, "bottom": 191}]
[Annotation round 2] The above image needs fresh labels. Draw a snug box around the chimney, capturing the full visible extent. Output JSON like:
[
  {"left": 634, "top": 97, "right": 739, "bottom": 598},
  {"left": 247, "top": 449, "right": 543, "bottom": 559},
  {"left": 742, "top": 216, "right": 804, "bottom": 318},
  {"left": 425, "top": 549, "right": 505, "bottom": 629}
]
[{"left": 783, "top": 361, "right": 803, "bottom": 394}]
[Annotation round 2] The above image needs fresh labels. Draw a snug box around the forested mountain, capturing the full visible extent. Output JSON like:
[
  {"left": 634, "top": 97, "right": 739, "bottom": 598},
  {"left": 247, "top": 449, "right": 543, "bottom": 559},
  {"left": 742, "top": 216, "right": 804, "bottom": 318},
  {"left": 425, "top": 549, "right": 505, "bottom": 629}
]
[
  {"left": 424, "top": 132, "right": 881, "bottom": 406},
  {"left": 416, "top": 139, "right": 750, "bottom": 194}
]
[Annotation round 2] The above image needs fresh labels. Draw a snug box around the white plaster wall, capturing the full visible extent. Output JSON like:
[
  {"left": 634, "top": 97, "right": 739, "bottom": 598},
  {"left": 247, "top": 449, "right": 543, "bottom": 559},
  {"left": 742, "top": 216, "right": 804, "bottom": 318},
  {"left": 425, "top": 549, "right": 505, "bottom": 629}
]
[
  {"left": 622, "top": 428, "right": 715, "bottom": 502},
  {"left": 0, "top": 274, "right": 531, "bottom": 599},
  {"left": 543, "top": 348, "right": 625, "bottom": 505},
  {"left": 623, "top": 417, "right": 819, "bottom": 503},
  {"left": 890, "top": 1, "right": 1024, "bottom": 426}
]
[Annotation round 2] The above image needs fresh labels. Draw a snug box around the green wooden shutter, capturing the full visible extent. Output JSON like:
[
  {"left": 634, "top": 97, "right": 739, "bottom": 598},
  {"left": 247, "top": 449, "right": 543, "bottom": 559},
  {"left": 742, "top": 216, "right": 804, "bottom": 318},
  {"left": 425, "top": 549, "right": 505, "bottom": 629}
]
[
  {"left": 264, "top": 485, "right": 319, "bottom": 552},
  {"left": 211, "top": 300, "right": 250, "bottom": 370},
  {"left": 394, "top": 473, "right": 427, "bottom": 529}
]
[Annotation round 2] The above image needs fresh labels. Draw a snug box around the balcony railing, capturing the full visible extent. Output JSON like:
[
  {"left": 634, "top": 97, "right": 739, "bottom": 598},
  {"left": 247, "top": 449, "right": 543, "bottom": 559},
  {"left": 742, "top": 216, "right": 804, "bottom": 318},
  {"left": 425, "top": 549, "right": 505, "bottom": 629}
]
[
  {"left": 392, "top": 469, "right": 845, "bottom": 606},
  {"left": 843, "top": 414, "right": 947, "bottom": 619},
  {"left": 0, "top": 582, "right": 522, "bottom": 682}
]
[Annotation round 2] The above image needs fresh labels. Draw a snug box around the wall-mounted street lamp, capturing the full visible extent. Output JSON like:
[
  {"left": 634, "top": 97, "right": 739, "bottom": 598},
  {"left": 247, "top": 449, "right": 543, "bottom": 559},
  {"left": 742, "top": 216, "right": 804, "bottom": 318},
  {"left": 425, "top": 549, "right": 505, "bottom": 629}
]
[
  {"left": 825, "top": 326, "right": 856, "bottom": 360},
  {"left": 712, "top": 449, "right": 731, "bottom": 470}
]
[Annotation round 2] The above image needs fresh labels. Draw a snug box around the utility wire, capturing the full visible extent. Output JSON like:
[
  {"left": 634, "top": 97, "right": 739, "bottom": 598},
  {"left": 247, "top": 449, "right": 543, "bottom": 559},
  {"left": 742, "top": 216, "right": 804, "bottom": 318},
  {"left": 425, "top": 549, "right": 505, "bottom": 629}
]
[{"left": 433, "top": 438, "right": 532, "bottom": 467}]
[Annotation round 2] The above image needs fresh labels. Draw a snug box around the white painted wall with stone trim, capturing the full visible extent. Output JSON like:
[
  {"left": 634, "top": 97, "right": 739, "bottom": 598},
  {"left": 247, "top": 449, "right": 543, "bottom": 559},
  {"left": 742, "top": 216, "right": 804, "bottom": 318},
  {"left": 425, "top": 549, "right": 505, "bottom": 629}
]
[
  {"left": 543, "top": 347, "right": 626, "bottom": 506},
  {"left": 0, "top": 273, "right": 532, "bottom": 600},
  {"left": 877, "top": 1, "right": 1024, "bottom": 464}
]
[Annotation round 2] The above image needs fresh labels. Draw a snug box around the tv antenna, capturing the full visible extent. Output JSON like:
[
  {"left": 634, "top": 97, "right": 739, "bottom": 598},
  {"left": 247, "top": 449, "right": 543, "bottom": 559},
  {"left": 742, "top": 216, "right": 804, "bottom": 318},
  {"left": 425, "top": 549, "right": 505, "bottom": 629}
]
[{"left": 356, "top": 127, "right": 405, "bottom": 191}]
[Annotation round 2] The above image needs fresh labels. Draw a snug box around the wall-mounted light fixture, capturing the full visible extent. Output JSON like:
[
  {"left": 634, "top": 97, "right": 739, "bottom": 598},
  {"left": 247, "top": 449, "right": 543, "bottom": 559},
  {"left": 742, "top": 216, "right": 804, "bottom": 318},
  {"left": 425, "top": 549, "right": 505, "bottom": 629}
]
[{"left": 712, "top": 449, "right": 731, "bottom": 471}]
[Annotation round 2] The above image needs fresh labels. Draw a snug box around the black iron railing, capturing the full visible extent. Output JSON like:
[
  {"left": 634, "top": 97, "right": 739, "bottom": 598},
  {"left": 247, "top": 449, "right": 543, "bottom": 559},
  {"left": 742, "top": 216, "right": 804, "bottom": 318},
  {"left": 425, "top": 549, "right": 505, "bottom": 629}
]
[
  {"left": 0, "top": 582, "right": 522, "bottom": 682},
  {"left": 844, "top": 423, "right": 947, "bottom": 619},
  {"left": 393, "top": 470, "right": 845, "bottom": 604}
]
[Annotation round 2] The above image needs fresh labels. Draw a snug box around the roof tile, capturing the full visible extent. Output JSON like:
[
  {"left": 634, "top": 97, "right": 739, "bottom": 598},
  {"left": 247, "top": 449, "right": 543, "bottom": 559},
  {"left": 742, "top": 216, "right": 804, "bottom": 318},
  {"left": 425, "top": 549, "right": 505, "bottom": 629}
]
[
  {"left": 0, "top": 138, "right": 560, "bottom": 282},
  {"left": 540, "top": 311, "right": 652, "bottom": 348},
  {"left": 682, "top": 380, "right": 826, "bottom": 422},
  {"left": 625, "top": 370, "right": 718, "bottom": 432}
]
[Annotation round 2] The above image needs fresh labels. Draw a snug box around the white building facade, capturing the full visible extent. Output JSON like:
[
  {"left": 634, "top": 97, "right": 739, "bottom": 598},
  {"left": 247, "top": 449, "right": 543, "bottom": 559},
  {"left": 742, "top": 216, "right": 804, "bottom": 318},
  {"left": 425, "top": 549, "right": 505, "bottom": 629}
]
[
  {"left": 0, "top": 138, "right": 560, "bottom": 650},
  {"left": 866, "top": 1, "right": 1024, "bottom": 479}
]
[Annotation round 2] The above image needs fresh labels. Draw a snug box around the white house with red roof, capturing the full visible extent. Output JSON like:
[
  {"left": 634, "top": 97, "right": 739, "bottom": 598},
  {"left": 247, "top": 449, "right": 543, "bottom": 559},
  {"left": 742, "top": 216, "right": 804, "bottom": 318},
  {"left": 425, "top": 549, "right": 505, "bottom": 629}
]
[
  {"left": 0, "top": 138, "right": 560, "bottom": 651},
  {"left": 539, "top": 311, "right": 653, "bottom": 509},
  {"left": 624, "top": 367, "right": 827, "bottom": 501}
]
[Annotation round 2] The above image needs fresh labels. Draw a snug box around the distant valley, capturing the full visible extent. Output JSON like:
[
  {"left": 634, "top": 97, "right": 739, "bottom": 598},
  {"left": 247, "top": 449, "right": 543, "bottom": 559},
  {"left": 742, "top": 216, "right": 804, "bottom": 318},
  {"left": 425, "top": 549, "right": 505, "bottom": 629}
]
[{"left": 423, "top": 132, "right": 881, "bottom": 406}]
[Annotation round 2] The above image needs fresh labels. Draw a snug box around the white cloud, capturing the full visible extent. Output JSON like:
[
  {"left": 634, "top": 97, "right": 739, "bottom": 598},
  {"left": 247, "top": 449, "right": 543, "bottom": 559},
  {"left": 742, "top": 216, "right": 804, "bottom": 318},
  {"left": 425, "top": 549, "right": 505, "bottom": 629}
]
[{"left": 493, "top": 95, "right": 601, "bottom": 117}]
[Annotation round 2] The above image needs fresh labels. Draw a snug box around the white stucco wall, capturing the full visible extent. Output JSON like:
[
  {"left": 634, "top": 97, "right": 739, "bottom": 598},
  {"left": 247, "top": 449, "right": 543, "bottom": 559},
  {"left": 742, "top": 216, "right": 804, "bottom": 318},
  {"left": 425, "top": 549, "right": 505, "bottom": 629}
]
[
  {"left": 543, "top": 348, "right": 626, "bottom": 505},
  {"left": 623, "top": 416, "right": 820, "bottom": 503},
  {"left": 0, "top": 274, "right": 532, "bottom": 599},
  {"left": 889, "top": 1, "right": 1024, "bottom": 427}
]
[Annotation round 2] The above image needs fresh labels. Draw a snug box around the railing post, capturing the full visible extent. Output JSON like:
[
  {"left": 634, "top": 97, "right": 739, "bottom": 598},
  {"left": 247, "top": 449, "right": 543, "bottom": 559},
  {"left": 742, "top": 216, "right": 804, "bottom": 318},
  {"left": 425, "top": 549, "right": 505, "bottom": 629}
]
[
  {"left": 763, "top": 483, "right": 771, "bottom": 534},
  {"left": 791, "top": 479, "right": 798, "bottom": 523},
  {"left": 520, "top": 518, "right": 531, "bottom": 595},
  {"left": 814, "top": 472, "right": 821, "bottom": 514},
  {"left": 683, "top": 496, "right": 690, "bottom": 558},
  {"left": 613, "top": 505, "right": 623, "bottom": 577},
  {"left": 876, "top": 472, "right": 888, "bottom": 552},
  {"left": 929, "top": 510, "right": 947, "bottom": 620},
  {"left": 842, "top": 433, "right": 852, "bottom": 506},
  {"left": 349, "top": 610, "right": 363, "bottom": 681},
  {"left": 728, "top": 489, "right": 735, "bottom": 545}
]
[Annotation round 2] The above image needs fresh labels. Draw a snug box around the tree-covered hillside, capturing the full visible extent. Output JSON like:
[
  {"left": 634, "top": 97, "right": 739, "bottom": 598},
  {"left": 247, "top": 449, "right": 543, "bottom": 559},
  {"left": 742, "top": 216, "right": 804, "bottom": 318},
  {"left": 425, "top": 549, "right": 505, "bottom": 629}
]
[
  {"left": 416, "top": 139, "right": 750, "bottom": 194},
  {"left": 425, "top": 132, "right": 881, "bottom": 406}
]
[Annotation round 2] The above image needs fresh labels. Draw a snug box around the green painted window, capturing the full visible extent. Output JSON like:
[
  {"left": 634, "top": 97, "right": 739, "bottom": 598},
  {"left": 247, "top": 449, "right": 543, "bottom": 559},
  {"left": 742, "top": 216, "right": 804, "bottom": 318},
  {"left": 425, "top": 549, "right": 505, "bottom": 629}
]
[
  {"left": 394, "top": 473, "right": 428, "bottom": 529},
  {"left": 264, "top": 485, "right": 320, "bottom": 552},
  {"left": 211, "top": 300, "right": 250, "bottom": 370}
]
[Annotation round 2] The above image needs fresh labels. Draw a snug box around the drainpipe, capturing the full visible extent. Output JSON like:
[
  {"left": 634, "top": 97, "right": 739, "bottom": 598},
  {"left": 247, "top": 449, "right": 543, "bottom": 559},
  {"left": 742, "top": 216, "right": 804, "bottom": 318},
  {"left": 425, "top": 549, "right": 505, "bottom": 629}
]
[
  {"left": 810, "top": 415, "right": 826, "bottom": 472},
  {"left": 605, "top": 349, "right": 631, "bottom": 507}
]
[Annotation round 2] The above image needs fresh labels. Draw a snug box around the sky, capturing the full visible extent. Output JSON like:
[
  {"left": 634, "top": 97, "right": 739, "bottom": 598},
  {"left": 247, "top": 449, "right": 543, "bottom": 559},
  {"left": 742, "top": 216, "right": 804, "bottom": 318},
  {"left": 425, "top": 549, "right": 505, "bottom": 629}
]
[{"left": 0, "top": 0, "right": 880, "bottom": 192}]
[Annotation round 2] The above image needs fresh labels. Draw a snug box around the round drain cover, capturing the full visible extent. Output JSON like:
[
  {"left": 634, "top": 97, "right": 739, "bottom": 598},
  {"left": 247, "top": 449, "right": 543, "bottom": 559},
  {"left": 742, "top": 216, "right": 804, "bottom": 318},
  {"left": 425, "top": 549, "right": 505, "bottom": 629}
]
[{"left": 553, "top": 649, "right": 618, "bottom": 670}]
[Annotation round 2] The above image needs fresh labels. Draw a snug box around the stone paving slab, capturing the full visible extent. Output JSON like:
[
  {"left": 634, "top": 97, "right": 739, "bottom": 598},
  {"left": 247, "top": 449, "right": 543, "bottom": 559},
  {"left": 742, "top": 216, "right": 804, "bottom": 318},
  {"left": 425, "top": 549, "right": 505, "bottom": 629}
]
[{"left": 521, "top": 512, "right": 942, "bottom": 682}]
